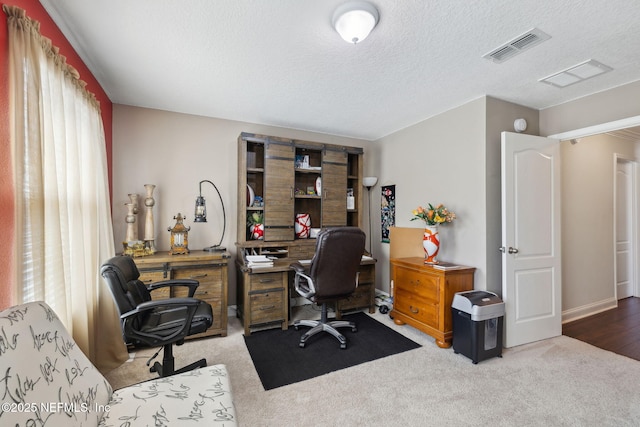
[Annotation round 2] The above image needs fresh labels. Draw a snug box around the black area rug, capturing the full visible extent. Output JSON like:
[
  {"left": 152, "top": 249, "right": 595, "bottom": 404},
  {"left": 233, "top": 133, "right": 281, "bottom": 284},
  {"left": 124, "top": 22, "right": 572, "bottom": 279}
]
[{"left": 244, "top": 311, "right": 421, "bottom": 390}]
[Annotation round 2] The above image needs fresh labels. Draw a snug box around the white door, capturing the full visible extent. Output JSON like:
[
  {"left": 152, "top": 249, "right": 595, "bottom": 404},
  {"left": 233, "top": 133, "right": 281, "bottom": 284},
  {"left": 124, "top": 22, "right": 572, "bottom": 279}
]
[
  {"left": 501, "top": 132, "right": 562, "bottom": 348},
  {"left": 615, "top": 158, "right": 634, "bottom": 299}
]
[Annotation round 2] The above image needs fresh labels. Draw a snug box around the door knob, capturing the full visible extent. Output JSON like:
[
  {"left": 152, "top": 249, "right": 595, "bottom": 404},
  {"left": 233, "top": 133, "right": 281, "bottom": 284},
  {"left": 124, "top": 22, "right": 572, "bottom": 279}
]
[{"left": 499, "top": 246, "right": 519, "bottom": 254}]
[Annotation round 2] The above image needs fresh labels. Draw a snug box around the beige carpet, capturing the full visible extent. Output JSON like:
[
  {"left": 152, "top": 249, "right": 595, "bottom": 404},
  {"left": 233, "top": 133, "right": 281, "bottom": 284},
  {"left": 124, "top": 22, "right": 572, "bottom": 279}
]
[{"left": 106, "top": 307, "right": 640, "bottom": 426}]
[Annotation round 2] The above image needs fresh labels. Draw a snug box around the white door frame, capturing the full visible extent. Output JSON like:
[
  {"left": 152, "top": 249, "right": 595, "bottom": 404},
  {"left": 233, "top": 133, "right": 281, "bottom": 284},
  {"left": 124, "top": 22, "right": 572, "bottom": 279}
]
[
  {"left": 548, "top": 115, "right": 640, "bottom": 141},
  {"left": 614, "top": 154, "right": 639, "bottom": 299}
]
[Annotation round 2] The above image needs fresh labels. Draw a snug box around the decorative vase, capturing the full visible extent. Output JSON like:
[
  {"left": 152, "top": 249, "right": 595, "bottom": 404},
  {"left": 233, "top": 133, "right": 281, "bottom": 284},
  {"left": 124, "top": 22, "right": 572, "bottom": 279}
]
[
  {"left": 295, "top": 213, "right": 311, "bottom": 239},
  {"left": 143, "top": 184, "right": 157, "bottom": 254},
  {"left": 128, "top": 193, "right": 139, "bottom": 240},
  {"left": 124, "top": 203, "right": 137, "bottom": 242},
  {"left": 423, "top": 224, "right": 440, "bottom": 264},
  {"left": 250, "top": 223, "right": 264, "bottom": 240}
]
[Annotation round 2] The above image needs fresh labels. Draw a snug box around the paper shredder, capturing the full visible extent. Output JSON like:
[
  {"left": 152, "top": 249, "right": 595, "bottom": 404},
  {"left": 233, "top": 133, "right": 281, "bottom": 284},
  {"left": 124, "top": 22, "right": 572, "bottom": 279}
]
[{"left": 451, "top": 290, "right": 505, "bottom": 364}]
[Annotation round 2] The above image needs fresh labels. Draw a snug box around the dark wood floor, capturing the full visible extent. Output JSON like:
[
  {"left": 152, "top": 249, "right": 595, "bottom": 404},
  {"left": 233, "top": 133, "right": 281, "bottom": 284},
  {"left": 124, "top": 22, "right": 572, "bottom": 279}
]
[{"left": 563, "top": 297, "right": 640, "bottom": 361}]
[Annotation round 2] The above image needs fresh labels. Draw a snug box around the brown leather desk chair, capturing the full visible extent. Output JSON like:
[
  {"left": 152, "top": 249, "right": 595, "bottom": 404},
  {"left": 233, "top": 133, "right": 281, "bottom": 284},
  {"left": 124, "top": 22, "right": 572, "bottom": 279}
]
[{"left": 290, "top": 227, "right": 366, "bottom": 349}]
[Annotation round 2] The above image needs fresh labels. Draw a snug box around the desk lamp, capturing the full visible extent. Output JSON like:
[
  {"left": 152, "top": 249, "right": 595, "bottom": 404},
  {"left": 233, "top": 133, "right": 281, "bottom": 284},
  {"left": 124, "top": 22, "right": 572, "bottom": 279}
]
[{"left": 194, "top": 179, "right": 226, "bottom": 252}]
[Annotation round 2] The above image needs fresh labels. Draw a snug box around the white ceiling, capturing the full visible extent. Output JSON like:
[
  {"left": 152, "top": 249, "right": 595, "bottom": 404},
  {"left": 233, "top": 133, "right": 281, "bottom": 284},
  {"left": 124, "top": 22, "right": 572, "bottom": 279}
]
[{"left": 39, "top": 0, "right": 640, "bottom": 141}]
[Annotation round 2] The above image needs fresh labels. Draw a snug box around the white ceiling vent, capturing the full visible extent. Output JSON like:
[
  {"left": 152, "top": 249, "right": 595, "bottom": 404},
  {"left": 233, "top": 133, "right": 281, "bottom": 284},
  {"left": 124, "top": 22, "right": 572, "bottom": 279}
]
[
  {"left": 540, "top": 59, "right": 613, "bottom": 88},
  {"left": 483, "top": 28, "right": 551, "bottom": 63}
]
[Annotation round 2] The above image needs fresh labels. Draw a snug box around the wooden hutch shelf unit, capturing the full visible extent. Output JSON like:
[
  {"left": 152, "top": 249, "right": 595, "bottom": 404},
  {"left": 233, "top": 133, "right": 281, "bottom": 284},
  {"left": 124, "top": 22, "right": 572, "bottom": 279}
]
[
  {"left": 390, "top": 257, "right": 475, "bottom": 348},
  {"left": 235, "top": 132, "right": 375, "bottom": 335},
  {"left": 131, "top": 251, "right": 230, "bottom": 339}
]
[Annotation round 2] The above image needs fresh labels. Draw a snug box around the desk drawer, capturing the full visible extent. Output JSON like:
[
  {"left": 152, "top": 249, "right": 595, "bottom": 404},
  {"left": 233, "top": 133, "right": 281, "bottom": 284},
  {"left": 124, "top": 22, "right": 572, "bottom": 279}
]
[
  {"left": 394, "top": 288, "right": 438, "bottom": 328},
  {"left": 173, "top": 267, "right": 223, "bottom": 298},
  {"left": 288, "top": 243, "right": 316, "bottom": 260},
  {"left": 140, "top": 271, "right": 171, "bottom": 300},
  {"left": 173, "top": 267, "right": 222, "bottom": 285},
  {"left": 358, "top": 266, "right": 375, "bottom": 284},
  {"left": 249, "top": 272, "right": 286, "bottom": 291},
  {"left": 395, "top": 268, "right": 439, "bottom": 301},
  {"left": 250, "top": 291, "right": 284, "bottom": 324}
]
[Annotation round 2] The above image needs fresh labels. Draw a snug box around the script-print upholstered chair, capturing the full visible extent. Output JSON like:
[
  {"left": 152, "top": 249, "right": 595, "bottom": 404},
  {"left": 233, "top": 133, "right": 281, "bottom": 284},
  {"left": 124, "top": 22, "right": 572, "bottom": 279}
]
[
  {"left": 290, "top": 227, "right": 366, "bottom": 349},
  {"left": 0, "top": 301, "right": 237, "bottom": 426},
  {"left": 100, "top": 255, "right": 213, "bottom": 377}
]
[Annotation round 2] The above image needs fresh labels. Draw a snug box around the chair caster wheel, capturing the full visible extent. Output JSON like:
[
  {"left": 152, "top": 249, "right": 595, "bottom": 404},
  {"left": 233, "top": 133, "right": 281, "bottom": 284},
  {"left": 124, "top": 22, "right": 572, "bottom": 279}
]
[
  {"left": 299, "top": 342, "right": 305, "bottom": 348},
  {"left": 340, "top": 343, "right": 347, "bottom": 349},
  {"left": 379, "top": 305, "right": 389, "bottom": 314},
  {"left": 351, "top": 327, "right": 357, "bottom": 332}
]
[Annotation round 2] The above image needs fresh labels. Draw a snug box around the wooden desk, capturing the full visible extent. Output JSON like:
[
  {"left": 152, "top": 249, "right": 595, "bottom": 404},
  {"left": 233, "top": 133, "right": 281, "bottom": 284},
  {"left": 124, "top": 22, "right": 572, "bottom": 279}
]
[
  {"left": 131, "top": 251, "right": 230, "bottom": 338},
  {"left": 390, "top": 257, "right": 475, "bottom": 348},
  {"left": 236, "top": 257, "right": 376, "bottom": 336}
]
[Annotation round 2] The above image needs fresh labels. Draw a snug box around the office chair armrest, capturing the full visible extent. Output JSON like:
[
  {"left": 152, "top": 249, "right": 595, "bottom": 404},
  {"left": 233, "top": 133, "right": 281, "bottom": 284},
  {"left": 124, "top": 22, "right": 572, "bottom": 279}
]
[
  {"left": 121, "top": 298, "right": 203, "bottom": 346},
  {"left": 121, "top": 298, "right": 202, "bottom": 324},
  {"left": 292, "top": 269, "right": 315, "bottom": 299},
  {"left": 290, "top": 262, "right": 306, "bottom": 273},
  {"left": 147, "top": 279, "right": 199, "bottom": 297}
]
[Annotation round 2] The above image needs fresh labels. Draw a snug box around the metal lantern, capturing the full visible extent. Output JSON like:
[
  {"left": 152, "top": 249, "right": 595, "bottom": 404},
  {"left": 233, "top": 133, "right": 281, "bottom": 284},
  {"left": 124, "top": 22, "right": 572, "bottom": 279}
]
[{"left": 168, "top": 213, "right": 190, "bottom": 255}]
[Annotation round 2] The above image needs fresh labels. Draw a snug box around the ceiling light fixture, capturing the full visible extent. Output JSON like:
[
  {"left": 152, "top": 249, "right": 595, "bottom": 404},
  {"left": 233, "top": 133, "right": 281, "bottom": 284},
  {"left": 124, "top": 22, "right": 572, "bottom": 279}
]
[
  {"left": 539, "top": 59, "right": 613, "bottom": 88},
  {"left": 332, "top": 1, "right": 379, "bottom": 44}
]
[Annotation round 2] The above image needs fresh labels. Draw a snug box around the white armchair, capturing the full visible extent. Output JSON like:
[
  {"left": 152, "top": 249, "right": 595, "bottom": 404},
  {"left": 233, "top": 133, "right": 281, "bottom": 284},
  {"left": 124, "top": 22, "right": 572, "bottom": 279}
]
[{"left": 0, "top": 301, "right": 237, "bottom": 426}]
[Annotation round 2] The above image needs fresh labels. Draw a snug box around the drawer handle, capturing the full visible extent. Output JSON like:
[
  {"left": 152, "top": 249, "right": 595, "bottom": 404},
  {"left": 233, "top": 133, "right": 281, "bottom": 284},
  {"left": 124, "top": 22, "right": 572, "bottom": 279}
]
[
  {"left": 190, "top": 274, "right": 208, "bottom": 279},
  {"left": 259, "top": 278, "right": 275, "bottom": 283},
  {"left": 409, "top": 306, "right": 419, "bottom": 314},
  {"left": 259, "top": 305, "right": 275, "bottom": 310}
]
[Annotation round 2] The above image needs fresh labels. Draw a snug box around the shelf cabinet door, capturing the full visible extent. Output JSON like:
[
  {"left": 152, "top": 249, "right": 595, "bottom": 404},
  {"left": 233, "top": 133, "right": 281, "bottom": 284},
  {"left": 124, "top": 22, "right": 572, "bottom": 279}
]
[
  {"left": 264, "top": 141, "right": 295, "bottom": 241},
  {"left": 321, "top": 149, "right": 348, "bottom": 227}
]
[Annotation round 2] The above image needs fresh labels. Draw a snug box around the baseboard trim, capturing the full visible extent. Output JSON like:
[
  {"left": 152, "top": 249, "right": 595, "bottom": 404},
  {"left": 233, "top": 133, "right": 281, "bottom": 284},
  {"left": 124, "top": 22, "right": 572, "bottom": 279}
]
[{"left": 562, "top": 297, "right": 617, "bottom": 324}]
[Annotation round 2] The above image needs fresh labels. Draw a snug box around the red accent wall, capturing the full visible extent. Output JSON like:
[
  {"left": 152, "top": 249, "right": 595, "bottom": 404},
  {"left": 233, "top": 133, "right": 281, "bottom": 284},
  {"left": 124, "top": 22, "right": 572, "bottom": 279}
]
[{"left": 0, "top": 0, "right": 113, "bottom": 308}]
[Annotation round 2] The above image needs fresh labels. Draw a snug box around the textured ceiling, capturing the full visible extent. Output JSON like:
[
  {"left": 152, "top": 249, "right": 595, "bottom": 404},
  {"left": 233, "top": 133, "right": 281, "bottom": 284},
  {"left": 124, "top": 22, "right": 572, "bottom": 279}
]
[{"left": 39, "top": 0, "right": 640, "bottom": 141}]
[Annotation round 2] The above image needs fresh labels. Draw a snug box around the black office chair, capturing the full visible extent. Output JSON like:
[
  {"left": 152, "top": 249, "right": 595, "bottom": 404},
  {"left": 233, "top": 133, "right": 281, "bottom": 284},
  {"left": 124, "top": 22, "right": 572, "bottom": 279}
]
[
  {"left": 100, "top": 255, "right": 213, "bottom": 377},
  {"left": 290, "top": 227, "right": 366, "bottom": 349}
]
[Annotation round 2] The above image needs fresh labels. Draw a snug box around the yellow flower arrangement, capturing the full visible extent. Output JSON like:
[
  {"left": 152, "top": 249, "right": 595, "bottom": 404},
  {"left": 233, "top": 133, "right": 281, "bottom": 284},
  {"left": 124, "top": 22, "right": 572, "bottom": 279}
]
[{"left": 411, "top": 203, "right": 456, "bottom": 226}]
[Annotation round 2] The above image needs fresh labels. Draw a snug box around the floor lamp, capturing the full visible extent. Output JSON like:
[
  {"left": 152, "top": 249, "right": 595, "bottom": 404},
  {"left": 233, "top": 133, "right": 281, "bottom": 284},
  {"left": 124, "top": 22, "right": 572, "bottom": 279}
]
[{"left": 363, "top": 176, "right": 378, "bottom": 256}]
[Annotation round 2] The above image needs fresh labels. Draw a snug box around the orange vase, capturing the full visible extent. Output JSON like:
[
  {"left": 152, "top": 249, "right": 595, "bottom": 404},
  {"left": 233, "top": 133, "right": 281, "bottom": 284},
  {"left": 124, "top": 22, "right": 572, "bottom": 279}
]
[{"left": 423, "top": 225, "right": 440, "bottom": 264}]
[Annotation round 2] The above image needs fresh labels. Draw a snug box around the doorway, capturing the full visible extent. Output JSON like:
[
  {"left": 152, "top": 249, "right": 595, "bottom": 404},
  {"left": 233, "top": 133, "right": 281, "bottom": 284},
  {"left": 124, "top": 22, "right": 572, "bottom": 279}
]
[
  {"left": 615, "top": 156, "right": 637, "bottom": 300},
  {"left": 550, "top": 116, "right": 640, "bottom": 322}
]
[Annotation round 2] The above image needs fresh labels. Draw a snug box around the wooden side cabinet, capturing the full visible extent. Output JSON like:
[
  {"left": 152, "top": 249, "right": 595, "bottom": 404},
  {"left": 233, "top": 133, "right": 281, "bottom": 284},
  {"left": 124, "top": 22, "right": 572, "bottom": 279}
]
[
  {"left": 132, "top": 251, "right": 230, "bottom": 338},
  {"left": 390, "top": 257, "right": 475, "bottom": 348}
]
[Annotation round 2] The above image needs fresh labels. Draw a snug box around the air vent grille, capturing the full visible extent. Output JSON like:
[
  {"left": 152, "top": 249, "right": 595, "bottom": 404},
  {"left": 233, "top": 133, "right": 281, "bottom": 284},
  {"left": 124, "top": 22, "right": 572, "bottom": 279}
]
[{"left": 483, "top": 28, "right": 551, "bottom": 63}]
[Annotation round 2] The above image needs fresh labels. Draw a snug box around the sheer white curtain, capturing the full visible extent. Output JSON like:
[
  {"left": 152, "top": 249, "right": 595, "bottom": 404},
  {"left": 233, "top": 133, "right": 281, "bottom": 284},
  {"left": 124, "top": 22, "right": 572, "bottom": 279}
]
[{"left": 5, "top": 5, "right": 127, "bottom": 371}]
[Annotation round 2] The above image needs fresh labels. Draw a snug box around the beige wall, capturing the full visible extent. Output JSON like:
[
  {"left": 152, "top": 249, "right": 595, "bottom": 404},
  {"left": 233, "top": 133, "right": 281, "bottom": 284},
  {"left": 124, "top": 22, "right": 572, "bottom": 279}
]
[
  {"left": 370, "top": 96, "right": 539, "bottom": 295},
  {"left": 540, "top": 80, "right": 640, "bottom": 137},
  {"left": 113, "top": 80, "right": 640, "bottom": 318},
  {"left": 373, "top": 98, "right": 488, "bottom": 292},
  {"left": 112, "top": 105, "right": 371, "bottom": 304}
]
